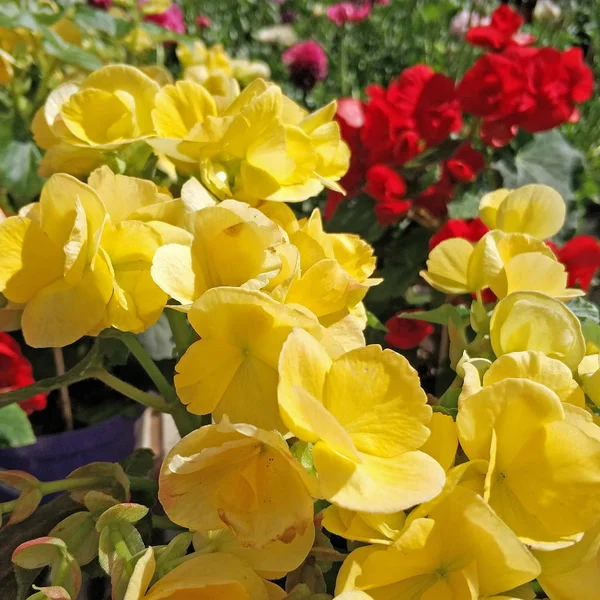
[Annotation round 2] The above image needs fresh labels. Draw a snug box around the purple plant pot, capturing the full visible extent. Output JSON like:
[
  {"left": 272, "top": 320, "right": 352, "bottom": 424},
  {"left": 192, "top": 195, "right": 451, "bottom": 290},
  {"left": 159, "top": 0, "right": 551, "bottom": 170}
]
[{"left": 0, "top": 414, "right": 140, "bottom": 502}]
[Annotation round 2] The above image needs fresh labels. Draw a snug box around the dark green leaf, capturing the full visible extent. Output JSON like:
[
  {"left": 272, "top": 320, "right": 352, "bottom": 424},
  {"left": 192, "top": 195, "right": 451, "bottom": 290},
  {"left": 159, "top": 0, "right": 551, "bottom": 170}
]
[
  {"left": 366, "top": 310, "right": 388, "bottom": 333},
  {"left": 0, "top": 405, "right": 36, "bottom": 448},
  {"left": 326, "top": 196, "right": 385, "bottom": 243},
  {"left": 397, "top": 304, "right": 470, "bottom": 327},
  {"left": 493, "top": 131, "right": 583, "bottom": 201},
  {"left": 0, "top": 138, "right": 45, "bottom": 203},
  {"left": 120, "top": 449, "right": 155, "bottom": 478}
]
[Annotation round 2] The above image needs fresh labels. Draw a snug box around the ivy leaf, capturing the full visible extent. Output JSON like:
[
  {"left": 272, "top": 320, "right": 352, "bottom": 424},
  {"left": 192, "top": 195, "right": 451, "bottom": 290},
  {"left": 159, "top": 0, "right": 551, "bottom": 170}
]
[
  {"left": 493, "top": 131, "right": 583, "bottom": 201},
  {"left": 0, "top": 138, "right": 45, "bottom": 204},
  {"left": 568, "top": 298, "right": 600, "bottom": 323}
]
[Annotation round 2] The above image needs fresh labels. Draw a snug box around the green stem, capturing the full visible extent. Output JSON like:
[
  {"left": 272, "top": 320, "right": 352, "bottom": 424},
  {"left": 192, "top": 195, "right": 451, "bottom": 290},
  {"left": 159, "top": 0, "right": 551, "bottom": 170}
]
[
  {"left": 167, "top": 544, "right": 216, "bottom": 569},
  {"left": 129, "top": 477, "right": 159, "bottom": 494},
  {"left": 165, "top": 309, "right": 195, "bottom": 358},
  {"left": 94, "top": 370, "right": 172, "bottom": 413},
  {"left": 0, "top": 476, "right": 113, "bottom": 515},
  {"left": 110, "top": 526, "right": 134, "bottom": 576},
  {"left": 0, "top": 343, "right": 101, "bottom": 409},
  {"left": 339, "top": 27, "right": 348, "bottom": 97},
  {"left": 118, "top": 334, "right": 178, "bottom": 404},
  {"left": 171, "top": 402, "right": 201, "bottom": 438}
]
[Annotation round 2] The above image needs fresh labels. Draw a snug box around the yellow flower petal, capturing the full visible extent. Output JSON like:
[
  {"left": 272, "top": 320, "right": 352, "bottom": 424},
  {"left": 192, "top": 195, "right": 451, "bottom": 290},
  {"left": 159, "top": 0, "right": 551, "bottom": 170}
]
[{"left": 420, "top": 238, "right": 474, "bottom": 295}]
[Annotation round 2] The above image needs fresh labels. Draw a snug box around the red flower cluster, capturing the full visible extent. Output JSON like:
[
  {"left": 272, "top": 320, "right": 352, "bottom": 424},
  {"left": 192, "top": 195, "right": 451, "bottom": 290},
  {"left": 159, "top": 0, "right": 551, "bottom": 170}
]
[
  {"left": 385, "top": 310, "right": 434, "bottom": 350},
  {"left": 328, "top": 4, "right": 593, "bottom": 225},
  {"left": 0, "top": 333, "right": 46, "bottom": 415},
  {"left": 459, "top": 5, "right": 593, "bottom": 146},
  {"left": 326, "top": 66, "right": 481, "bottom": 224}
]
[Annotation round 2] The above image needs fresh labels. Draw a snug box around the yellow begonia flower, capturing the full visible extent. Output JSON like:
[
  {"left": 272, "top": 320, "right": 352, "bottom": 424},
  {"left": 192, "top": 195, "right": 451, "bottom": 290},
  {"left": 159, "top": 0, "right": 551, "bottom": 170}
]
[
  {"left": 37, "top": 65, "right": 159, "bottom": 150},
  {"left": 335, "top": 485, "right": 540, "bottom": 600},
  {"left": 123, "top": 547, "right": 284, "bottom": 600},
  {"left": 175, "top": 287, "right": 326, "bottom": 430},
  {"left": 534, "top": 519, "right": 600, "bottom": 600},
  {"left": 457, "top": 378, "right": 600, "bottom": 548},
  {"left": 0, "top": 47, "right": 14, "bottom": 85},
  {"left": 151, "top": 200, "right": 285, "bottom": 306},
  {"left": 192, "top": 527, "right": 313, "bottom": 580},
  {"left": 421, "top": 230, "right": 581, "bottom": 300},
  {"left": 419, "top": 412, "right": 458, "bottom": 471},
  {"left": 479, "top": 184, "right": 566, "bottom": 240},
  {"left": 158, "top": 418, "right": 318, "bottom": 550},
  {"left": 322, "top": 506, "right": 406, "bottom": 545},
  {"left": 461, "top": 351, "right": 586, "bottom": 408},
  {"left": 579, "top": 354, "right": 600, "bottom": 406},
  {"left": 88, "top": 166, "right": 196, "bottom": 244},
  {"left": 489, "top": 292, "right": 585, "bottom": 370},
  {"left": 0, "top": 174, "right": 112, "bottom": 347},
  {"left": 278, "top": 329, "right": 445, "bottom": 512},
  {"left": 150, "top": 79, "right": 349, "bottom": 204},
  {"left": 420, "top": 237, "right": 475, "bottom": 295}
]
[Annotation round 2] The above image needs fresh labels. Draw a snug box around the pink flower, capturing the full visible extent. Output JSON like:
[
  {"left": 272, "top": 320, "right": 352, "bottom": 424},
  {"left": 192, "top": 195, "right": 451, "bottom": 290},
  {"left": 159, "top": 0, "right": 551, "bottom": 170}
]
[
  {"left": 195, "top": 14, "right": 211, "bottom": 28},
  {"left": 144, "top": 3, "right": 186, "bottom": 34},
  {"left": 326, "top": 2, "right": 372, "bottom": 26},
  {"left": 282, "top": 41, "right": 328, "bottom": 91},
  {"left": 89, "top": 0, "right": 111, "bottom": 8}
]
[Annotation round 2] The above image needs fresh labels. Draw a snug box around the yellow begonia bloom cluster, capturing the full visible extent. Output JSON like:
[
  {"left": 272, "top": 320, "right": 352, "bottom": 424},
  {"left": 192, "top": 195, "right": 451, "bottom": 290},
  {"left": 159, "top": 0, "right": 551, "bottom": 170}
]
[
  {"left": 5, "top": 57, "right": 600, "bottom": 599},
  {"left": 32, "top": 64, "right": 349, "bottom": 205},
  {"left": 420, "top": 184, "right": 583, "bottom": 301},
  {"left": 331, "top": 183, "right": 600, "bottom": 600}
]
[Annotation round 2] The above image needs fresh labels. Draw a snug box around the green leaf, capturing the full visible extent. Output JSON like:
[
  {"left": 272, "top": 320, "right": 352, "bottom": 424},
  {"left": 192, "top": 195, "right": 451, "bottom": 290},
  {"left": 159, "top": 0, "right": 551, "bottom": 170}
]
[
  {"left": 366, "top": 310, "right": 388, "bottom": 333},
  {"left": 137, "top": 315, "right": 175, "bottom": 361},
  {"left": 448, "top": 189, "right": 482, "bottom": 219},
  {"left": 397, "top": 304, "right": 470, "bottom": 328},
  {"left": 582, "top": 320, "right": 600, "bottom": 348},
  {"left": 290, "top": 441, "right": 316, "bottom": 476},
  {"left": 493, "top": 131, "right": 583, "bottom": 201},
  {"left": 49, "top": 512, "right": 98, "bottom": 566},
  {"left": 73, "top": 5, "right": 133, "bottom": 38},
  {"left": 40, "top": 26, "right": 103, "bottom": 71},
  {"left": 0, "top": 404, "right": 35, "bottom": 448},
  {"left": 120, "top": 449, "right": 155, "bottom": 478},
  {"left": 0, "top": 138, "right": 45, "bottom": 203},
  {"left": 325, "top": 196, "right": 385, "bottom": 243},
  {"left": 568, "top": 298, "right": 600, "bottom": 323}
]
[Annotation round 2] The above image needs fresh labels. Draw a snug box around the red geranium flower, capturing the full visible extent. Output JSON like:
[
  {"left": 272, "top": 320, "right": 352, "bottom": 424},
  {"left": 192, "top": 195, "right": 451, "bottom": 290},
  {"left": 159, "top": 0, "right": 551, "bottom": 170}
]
[
  {"left": 0, "top": 333, "right": 47, "bottom": 415},
  {"left": 429, "top": 217, "right": 489, "bottom": 250},
  {"left": 386, "top": 65, "right": 462, "bottom": 146},
  {"left": 516, "top": 47, "right": 594, "bottom": 132},
  {"left": 365, "top": 165, "right": 412, "bottom": 225},
  {"left": 466, "top": 5, "right": 532, "bottom": 51},
  {"left": 282, "top": 41, "right": 328, "bottom": 91},
  {"left": 326, "top": 1, "right": 372, "bottom": 26},
  {"left": 445, "top": 143, "right": 486, "bottom": 183},
  {"left": 385, "top": 311, "right": 435, "bottom": 350},
  {"left": 555, "top": 235, "right": 600, "bottom": 291}
]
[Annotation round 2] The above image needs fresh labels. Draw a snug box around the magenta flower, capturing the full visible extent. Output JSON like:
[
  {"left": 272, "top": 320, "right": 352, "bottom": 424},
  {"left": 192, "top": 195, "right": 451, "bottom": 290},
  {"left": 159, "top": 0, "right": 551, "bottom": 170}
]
[
  {"left": 144, "top": 3, "right": 186, "bottom": 34},
  {"left": 88, "top": 0, "right": 111, "bottom": 8},
  {"left": 326, "top": 1, "right": 372, "bottom": 26},
  {"left": 282, "top": 40, "right": 328, "bottom": 91}
]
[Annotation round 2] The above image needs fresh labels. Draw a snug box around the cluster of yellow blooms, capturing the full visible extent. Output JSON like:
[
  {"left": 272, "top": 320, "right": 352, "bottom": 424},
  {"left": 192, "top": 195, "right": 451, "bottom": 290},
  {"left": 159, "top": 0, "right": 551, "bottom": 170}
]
[
  {"left": 2, "top": 62, "right": 600, "bottom": 600},
  {"left": 31, "top": 63, "right": 347, "bottom": 206}
]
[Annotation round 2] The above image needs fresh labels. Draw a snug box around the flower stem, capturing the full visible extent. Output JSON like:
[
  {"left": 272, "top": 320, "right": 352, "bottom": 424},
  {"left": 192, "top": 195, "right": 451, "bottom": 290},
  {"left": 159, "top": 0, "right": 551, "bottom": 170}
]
[
  {"left": 119, "top": 333, "right": 178, "bottom": 404},
  {"left": 165, "top": 309, "right": 195, "bottom": 358},
  {"left": 109, "top": 526, "right": 134, "bottom": 576},
  {"left": 94, "top": 370, "right": 172, "bottom": 413}
]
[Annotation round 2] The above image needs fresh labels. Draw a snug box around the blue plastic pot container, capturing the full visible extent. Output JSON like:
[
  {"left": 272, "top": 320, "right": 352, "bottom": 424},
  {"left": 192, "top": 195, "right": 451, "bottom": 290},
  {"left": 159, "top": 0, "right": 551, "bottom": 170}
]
[{"left": 0, "top": 414, "right": 139, "bottom": 502}]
